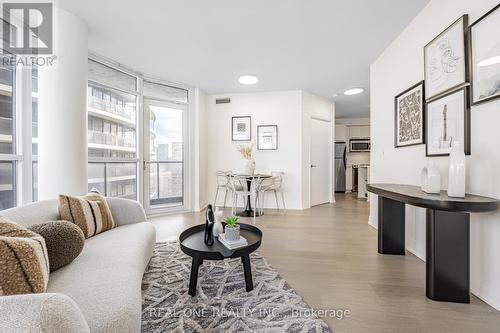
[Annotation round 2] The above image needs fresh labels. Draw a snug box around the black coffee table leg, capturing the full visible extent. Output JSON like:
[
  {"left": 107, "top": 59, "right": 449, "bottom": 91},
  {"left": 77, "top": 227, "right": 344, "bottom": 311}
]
[
  {"left": 242, "top": 254, "right": 253, "bottom": 292},
  {"left": 189, "top": 257, "right": 203, "bottom": 296}
]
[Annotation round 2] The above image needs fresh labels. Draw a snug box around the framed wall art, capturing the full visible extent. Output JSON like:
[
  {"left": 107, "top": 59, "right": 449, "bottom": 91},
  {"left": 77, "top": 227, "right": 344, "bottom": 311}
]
[
  {"left": 394, "top": 81, "right": 425, "bottom": 148},
  {"left": 232, "top": 116, "right": 251, "bottom": 141},
  {"left": 470, "top": 3, "right": 500, "bottom": 105},
  {"left": 425, "top": 87, "right": 470, "bottom": 156},
  {"left": 424, "top": 15, "right": 468, "bottom": 100},
  {"left": 257, "top": 125, "right": 278, "bottom": 150}
]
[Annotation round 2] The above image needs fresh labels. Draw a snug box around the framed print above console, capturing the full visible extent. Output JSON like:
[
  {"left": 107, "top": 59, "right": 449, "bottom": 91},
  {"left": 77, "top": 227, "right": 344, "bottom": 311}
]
[
  {"left": 257, "top": 125, "right": 278, "bottom": 150},
  {"left": 232, "top": 116, "right": 251, "bottom": 141},
  {"left": 425, "top": 87, "right": 470, "bottom": 157},
  {"left": 470, "top": 3, "right": 500, "bottom": 105},
  {"left": 394, "top": 81, "right": 425, "bottom": 148},
  {"left": 424, "top": 15, "right": 469, "bottom": 100}
]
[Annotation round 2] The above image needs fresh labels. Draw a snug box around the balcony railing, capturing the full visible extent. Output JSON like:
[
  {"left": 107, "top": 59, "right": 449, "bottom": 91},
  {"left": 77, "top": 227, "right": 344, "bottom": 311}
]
[
  {"left": 88, "top": 95, "right": 136, "bottom": 122},
  {"left": 148, "top": 161, "right": 183, "bottom": 207}
]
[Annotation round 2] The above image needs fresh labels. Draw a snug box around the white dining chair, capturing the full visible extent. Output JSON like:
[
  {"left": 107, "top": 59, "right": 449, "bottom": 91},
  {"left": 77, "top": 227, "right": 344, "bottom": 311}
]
[
  {"left": 227, "top": 174, "right": 261, "bottom": 224},
  {"left": 257, "top": 171, "right": 285, "bottom": 215},
  {"left": 213, "top": 171, "right": 232, "bottom": 207}
]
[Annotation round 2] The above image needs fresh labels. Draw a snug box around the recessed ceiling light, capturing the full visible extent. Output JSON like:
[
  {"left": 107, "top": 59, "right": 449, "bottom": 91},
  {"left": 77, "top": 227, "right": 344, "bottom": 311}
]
[
  {"left": 478, "top": 55, "right": 500, "bottom": 67},
  {"left": 344, "top": 87, "right": 364, "bottom": 95},
  {"left": 238, "top": 75, "right": 259, "bottom": 85}
]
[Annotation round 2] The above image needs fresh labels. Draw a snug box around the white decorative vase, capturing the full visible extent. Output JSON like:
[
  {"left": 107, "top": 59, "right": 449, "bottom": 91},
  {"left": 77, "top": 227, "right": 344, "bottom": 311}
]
[
  {"left": 243, "top": 158, "right": 256, "bottom": 175},
  {"left": 213, "top": 208, "right": 224, "bottom": 238},
  {"left": 420, "top": 159, "right": 441, "bottom": 194},
  {"left": 448, "top": 143, "right": 466, "bottom": 198}
]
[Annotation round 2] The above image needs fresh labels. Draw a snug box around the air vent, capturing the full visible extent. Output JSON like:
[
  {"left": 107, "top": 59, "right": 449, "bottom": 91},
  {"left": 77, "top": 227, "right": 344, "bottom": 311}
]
[{"left": 215, "top": 98, "right": 231, "bottom": 104}]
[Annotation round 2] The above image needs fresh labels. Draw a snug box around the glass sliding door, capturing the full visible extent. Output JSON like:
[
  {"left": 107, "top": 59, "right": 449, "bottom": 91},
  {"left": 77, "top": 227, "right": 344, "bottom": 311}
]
[{"left": 144, "top": 90, "right": 188, "bottom": 213}]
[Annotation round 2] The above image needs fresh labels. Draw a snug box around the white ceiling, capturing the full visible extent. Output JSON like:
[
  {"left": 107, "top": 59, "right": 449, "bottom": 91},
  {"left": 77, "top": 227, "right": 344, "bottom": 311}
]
[{"left": 59, "top": 0, "right": 429, "bottom": 118}]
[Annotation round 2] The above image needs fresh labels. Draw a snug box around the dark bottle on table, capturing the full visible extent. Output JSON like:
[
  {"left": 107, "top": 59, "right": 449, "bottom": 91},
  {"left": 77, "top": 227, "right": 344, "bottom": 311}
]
[{"left": 204, "top": 204, "right": 215, "bottom": 246}]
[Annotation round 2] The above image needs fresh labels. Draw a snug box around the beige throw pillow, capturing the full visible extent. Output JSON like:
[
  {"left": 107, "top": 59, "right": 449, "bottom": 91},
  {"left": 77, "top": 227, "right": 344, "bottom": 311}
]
[
  {"left": 58, "top": 193, "right": 116, "bottom": 239},
  {"left": 0, "top": 217, "right": 50, "bottom": 296}
]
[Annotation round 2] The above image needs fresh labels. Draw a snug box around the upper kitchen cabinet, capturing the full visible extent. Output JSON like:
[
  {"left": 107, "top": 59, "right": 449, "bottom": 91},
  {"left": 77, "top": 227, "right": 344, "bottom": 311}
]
[
  {"left": 335, "top": 124, "right": 347, "bottom": 142},
  {"left": 348, "top": 125, "right": 370, "bottom": 139}
]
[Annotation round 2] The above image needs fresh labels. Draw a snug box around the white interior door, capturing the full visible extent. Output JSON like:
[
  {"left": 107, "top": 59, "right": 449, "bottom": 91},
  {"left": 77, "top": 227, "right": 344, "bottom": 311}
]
[{"left": 311, "top": 118, "right": 331, "bottom": 206}]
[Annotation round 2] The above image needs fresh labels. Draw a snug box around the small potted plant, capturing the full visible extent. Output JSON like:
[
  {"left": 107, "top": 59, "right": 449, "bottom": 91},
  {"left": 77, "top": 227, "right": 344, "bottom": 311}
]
[{"left": 224, "top": 216, "right": 240, "bottom": 241}]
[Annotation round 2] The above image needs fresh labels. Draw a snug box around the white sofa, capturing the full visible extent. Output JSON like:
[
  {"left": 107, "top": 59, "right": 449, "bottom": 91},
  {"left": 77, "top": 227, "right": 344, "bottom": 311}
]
[{"left": 0, "top": 198, "right": 156, "bottom": 333}]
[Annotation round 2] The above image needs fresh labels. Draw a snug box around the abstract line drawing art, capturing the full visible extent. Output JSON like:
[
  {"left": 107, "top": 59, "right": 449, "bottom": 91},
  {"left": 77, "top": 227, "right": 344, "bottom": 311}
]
[
  {"left": 395, "top": 81, "right": 425, "bottom": 148},
  {"left": 425, "top": 16, "right": 468, "bottom": 100}
]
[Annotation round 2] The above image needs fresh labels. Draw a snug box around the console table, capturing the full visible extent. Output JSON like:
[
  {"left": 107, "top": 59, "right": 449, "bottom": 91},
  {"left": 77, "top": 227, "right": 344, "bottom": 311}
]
[{"left": 367, "top": 183, "right": 499, "bottom": 303}]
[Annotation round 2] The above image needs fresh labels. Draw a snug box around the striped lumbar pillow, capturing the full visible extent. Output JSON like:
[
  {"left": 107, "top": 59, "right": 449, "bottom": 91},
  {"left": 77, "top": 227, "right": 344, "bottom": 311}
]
[
  {"left": 0, "top": 217, "right": 50, "bottom": 296},
  {"left": 58, "top": 193, "right": 116, "bottom": 239}
]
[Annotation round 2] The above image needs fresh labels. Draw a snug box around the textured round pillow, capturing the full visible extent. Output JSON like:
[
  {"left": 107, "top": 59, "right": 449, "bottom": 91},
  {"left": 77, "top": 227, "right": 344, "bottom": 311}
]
[
  {"left": 29, "top": 221, "right": 85, "bottom": 272},
  {"left": 0, "top": 217, "right": 50, "bottom": 295}
]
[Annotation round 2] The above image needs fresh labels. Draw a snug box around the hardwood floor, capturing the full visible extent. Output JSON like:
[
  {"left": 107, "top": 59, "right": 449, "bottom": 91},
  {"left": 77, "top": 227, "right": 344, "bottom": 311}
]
[{"left": 149, "top": 194, "right": 500, "bottom": 333}]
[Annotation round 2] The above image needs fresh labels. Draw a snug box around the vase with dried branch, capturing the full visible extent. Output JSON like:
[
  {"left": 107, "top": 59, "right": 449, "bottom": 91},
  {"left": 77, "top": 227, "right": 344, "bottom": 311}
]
[{"left": 237, "top": 143, "right": 255, "bottom": 175}]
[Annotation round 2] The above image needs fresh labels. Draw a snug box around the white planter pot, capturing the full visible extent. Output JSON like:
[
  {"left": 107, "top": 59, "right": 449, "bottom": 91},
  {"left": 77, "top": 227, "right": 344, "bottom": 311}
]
[
  {"left": 448, "top": 143, "right": 466, "bottom": 198},
  {"left": 243, "top": 158, "right": 255, "bottom": 175},
  {"left": 225, "top": 224, "right": 240, "bottom": 241}
]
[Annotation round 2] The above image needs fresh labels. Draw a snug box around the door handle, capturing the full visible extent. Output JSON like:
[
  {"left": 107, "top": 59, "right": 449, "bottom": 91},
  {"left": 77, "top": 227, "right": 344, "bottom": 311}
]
[{"left": 311, "top": 164, "right": 318, "bottom": 168}]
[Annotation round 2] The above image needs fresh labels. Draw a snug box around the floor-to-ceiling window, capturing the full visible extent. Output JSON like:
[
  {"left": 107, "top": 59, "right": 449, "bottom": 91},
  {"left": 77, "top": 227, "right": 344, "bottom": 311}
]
[
  {"left": 86, "top": 58, "right": 190, "bottom": 213},
  {"left": 87, "top": 59, "right": 139, "bottom": 200},
  {"left": 0, "top": 60, "right": 37, "bottom": 209},
  {"left": 0, "top": 63, "right": 17, "bottom": 209}
]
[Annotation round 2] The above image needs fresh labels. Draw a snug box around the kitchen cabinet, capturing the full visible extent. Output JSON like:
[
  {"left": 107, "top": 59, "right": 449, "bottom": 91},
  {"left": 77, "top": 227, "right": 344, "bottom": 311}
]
[
  {"left": 348, "top": 125, "right": 370, "bottom": 139},
  {"left": 335, "top": 124, "right": 347, "bottom": 142},
  {"left": 346, "top": 165, "right": 353, "bottom": 192}
]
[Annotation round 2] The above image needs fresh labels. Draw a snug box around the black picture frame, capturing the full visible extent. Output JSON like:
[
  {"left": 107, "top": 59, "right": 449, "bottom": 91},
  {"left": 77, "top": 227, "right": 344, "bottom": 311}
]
[
  {"left": 231, "top": 116, "right": 251, "bottom": 141},
  {"left": 425, "top": 86, "right": 471, "bottom": 157},
  {"left": 394, "top": 80, "right": 426, "bottom": 148},
  {"left": 257, "top": 125, "right": 278, "bottom": 150},
  {"left": 469, "top": 3, "right": 500, "bottom": 106},
  {"left": 424, "top": 15, "right": 469, "bottom": 101}
]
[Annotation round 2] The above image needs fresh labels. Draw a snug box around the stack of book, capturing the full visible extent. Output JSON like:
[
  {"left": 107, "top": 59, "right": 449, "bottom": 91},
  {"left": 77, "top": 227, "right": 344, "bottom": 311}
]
[{"left": 219, "top": 234, "right": 248, "bottom": 249}]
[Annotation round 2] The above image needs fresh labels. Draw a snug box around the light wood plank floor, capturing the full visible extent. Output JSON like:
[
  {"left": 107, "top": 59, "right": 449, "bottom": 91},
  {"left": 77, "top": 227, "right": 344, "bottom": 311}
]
[{"left": 149, "top": 194, "right": 500, "bottom": 333}]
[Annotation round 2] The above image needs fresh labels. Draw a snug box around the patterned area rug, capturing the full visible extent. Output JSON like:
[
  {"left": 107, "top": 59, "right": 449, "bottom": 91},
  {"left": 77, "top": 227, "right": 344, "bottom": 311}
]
[{"left": 142, "top": 241, "right": 332, "bottom": 332}]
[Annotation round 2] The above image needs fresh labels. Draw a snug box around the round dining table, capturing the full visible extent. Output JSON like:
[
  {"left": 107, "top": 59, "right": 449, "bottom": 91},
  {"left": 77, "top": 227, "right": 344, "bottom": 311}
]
[{"left": 232, "top": 173, "right": 272, "bottom": 217}]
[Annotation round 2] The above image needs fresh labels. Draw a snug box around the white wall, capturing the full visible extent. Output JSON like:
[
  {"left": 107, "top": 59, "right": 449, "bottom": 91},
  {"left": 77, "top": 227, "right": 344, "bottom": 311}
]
[
  {"left": 301, "top": 91, "right": 336, "bottom": 207},
  {"left": 370, "top": 0, "right": 500, "bottom": 310},
  {"left": 205, "top": 90, "right": 335, "bottom": 210},
  {"left": 206, "top": 91, "right": 304, "bottom": 209}
]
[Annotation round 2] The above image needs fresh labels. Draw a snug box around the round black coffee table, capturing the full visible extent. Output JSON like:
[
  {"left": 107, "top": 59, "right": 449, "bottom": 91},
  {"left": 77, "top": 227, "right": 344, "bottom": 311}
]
[{"left": 179, "top": 223, "right": 262, "bottom": 296}]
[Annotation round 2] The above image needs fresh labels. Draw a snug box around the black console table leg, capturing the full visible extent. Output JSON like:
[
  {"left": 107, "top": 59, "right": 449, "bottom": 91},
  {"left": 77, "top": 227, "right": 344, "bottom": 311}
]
[
  {"left": 242, "top": 255, "right": 254, "bottom": 292},
  {"left": 188, "top": 258, "right": 203, "bottom": 297},
  {"left": 378, "top": 196, "right": 405, "bottom": 255},
  {"left": 426, "top": 209, "right": 470, "bottom": 303}
]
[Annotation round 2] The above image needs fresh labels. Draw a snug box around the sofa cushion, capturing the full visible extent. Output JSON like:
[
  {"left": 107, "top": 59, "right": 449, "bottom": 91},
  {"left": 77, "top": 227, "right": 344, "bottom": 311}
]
[
  {"left": 47, "top": 222, "right": 156, "bottom": 333},
  {"left": 29, "top": 221, "right": 85, "bottom": 272},
  {"left": 0, "top": 293, "right": 90, "bottom": 333},
  {"left": 0, "top": 217, "right": 50, "bottom": 295},
  {"left": 59, "top": 193, "right": 116, "bottom": 238}
]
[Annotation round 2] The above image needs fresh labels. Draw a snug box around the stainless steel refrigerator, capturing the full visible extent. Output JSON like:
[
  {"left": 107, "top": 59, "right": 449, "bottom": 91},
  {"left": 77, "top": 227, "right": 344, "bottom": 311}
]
[{"left": 335, "top": 142, "right": 347, "bottom": 193}]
